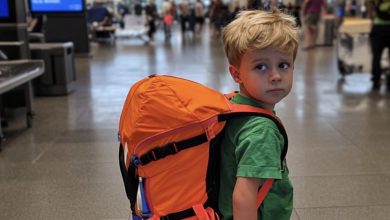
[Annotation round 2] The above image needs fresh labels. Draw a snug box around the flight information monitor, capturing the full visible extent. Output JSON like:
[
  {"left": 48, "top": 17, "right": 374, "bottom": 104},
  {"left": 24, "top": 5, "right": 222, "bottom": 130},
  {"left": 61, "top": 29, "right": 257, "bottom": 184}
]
[
  {"left": 29, "top": 0, "right": 84, "bottom": 13},
  {"left": 0, "top": 0, "right": 9, "bottom": 18}
]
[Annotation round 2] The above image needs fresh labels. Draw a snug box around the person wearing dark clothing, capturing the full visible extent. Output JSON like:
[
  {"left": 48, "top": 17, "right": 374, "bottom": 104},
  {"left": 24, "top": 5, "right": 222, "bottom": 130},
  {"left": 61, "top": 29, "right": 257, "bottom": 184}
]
[
  {"left": 210, "top": 0, "right": 224, "bottom": 37},
  {"left": 225, "top": 1, "right": 239, "bottom": 25},
  {"left": 87, "top": 4, "right": 112, "bottom": 26},
  {"left": 247, "top": 0, "right": 263, "bottom": 10},
  {"left": 86, "top": 3, "right": 114, "bottom": 41},
  {"left": 134, "top": 1, "right": 143, "bottom": 16},
  {"left": 117, "top": 2, "right": 129, "bottom": 29},
  {"left": 350, "top": 0, "right": 358, "bottom": 16},
  {"left": 301, "top": 0, "right": 327, "bottom": 49},
  {"left": 179, "top": 0, "right": 191, "bottom": 33},
  {"left": 368, "top": 0, "right": 390, "bottom": 91},
  {"left": 194, "top": 0, "right": 205, "bottom": 33},
  {"left": 145, "top": 0, "right": 158, "bottom": 42},
  {"left": 117, "top": 2, "right": 129, "bottom": 16}
]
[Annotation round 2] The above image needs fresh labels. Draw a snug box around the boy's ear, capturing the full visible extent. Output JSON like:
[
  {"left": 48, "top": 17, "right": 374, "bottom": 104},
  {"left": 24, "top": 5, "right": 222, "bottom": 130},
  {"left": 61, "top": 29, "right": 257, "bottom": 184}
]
[{"left": 229, "top": 65, "right": 242, "bottom": 83}]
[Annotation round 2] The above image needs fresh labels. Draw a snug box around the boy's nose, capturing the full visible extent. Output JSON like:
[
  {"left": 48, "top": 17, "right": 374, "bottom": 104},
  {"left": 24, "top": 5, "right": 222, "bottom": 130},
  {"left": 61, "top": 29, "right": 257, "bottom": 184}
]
[{"left": 270, "top": 69, "right": 282, "bottom": 82}]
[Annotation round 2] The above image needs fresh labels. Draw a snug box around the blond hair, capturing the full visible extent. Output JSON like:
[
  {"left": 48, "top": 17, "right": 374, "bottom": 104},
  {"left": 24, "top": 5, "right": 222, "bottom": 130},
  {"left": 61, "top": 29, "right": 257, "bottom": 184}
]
[{"left": 222, "top": 10, "right": 299, "bottom": 67}]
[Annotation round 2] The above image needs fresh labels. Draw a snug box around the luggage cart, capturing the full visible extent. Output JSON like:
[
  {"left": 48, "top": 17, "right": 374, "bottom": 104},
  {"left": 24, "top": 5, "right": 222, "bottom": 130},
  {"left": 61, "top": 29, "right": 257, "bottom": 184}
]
[
  {"left": 0, "top": 59, "right": 44, "bottom": 150},
  {"left": 337, "top": 18, "right": 389, "bottom": 78}
]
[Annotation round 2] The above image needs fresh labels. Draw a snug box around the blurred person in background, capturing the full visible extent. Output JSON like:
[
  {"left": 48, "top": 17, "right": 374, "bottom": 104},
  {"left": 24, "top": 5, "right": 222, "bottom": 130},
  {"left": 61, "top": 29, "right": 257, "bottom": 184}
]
[
  {"left": 87, "top": 0, "right": 113, "bottom": 27},
  {"left": 162, "top": 0, "right": 174, "bottom": 40},
  {"left": 133, "top": 0, "right": 144, "bottom": 25},
  {"left": 145, "top": 0, "right": 158, "bottom": 42},
  {"left": 287, "top": 2, "right": 301, "bottom": 27},
  {"left": 225, "top": 1, "right": 240, "bottom": 26},
  {"left": 368, "top": 0, "right": 390, "bottom": 91},
  {"left": 301, "top": 0, "right": 327, "bottom": 50},
  {"left": 334, "top": 0, "right": 346, "bottom": 27},
  {"left": 247, "top": 0, "right": 263, "bottom": 9},
  {"left": 170, "top": 0, "right": 177, "bottom": 21},
  {"left": 209, "top": 0, "right": 225, "bottom": 37},
  {"left": 179, "top": 0, "right": 191, "bottom": 34},
  {"left": 361, "top": 0, "right": 369, "bottom": 18},
  {"left": 117, "top": 0, "right": 129, "bottom": 28},
  {"left": 263, "top": 0, "right": 278, "bottom": 11},
  {"left": 349, "top": 0, "right": 358, "bottom": 16},
  {"left": 194, "top": 0, "right": 205, "bottom": 34}
]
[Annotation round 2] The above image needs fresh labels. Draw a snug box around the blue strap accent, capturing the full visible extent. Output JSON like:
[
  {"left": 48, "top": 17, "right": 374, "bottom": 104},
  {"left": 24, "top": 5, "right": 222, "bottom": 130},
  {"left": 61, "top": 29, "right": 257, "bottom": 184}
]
[
  {"left": 131, "top": 155, "right": 141, "bottom": 167},
  {"left": 132, "top": 215, "right": 143, "bottom": 220},
  {"left": 140, "top": 178, "right": 152, "bottom": 217}
]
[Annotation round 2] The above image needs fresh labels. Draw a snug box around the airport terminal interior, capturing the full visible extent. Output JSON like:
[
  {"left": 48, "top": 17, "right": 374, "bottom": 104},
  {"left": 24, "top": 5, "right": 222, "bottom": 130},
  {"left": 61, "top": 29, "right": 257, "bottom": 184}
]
[{"left": 1, "top": 0, "right": 390, "bottom": 219}]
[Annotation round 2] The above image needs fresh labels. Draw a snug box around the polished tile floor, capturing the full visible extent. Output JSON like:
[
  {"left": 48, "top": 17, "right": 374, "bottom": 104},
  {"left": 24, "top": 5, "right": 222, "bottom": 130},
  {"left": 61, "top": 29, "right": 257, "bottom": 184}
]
[{"left": 1, "top": 25, "right": 390, "bottom": 220}]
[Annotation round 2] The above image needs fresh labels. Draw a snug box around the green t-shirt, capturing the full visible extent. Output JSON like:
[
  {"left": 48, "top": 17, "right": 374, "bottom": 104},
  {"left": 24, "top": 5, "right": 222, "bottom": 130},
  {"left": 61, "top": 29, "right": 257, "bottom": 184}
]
[{"left": 218, "top": 94, "right": 293, "bottom": 220}]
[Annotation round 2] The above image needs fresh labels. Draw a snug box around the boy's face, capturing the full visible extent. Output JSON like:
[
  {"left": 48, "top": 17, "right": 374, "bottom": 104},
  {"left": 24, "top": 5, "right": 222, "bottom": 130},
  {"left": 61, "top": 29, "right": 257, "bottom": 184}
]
[{"left": 229, "top": 48, "right": 294, "bottom": 111}]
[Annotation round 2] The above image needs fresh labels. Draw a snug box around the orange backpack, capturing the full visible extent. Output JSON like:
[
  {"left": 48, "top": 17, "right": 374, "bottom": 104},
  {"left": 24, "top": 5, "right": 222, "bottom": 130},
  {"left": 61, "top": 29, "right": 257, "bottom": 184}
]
[{"left": 118, "top": 75, "right": 288, "bottom": 220}]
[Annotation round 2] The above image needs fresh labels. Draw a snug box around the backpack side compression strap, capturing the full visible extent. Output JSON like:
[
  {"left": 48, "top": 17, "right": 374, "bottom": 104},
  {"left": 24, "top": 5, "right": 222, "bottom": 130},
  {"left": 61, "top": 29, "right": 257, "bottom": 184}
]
[
  {"left": 159, "top": 205, "right": 201, "bottom": 220},
  {"left": 139, "top": 133, "right": 208, "bottom": 166},
  {"left": 158, "top": 202, "right": 217, "bottom": 220},
  {"left": 119, "top": 143, "right": 139, "bottom": 213}
]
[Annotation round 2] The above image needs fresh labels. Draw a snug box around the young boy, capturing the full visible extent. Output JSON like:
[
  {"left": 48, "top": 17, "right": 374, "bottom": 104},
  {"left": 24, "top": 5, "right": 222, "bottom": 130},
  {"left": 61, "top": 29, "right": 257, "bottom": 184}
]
[{"left": 218, "top": 10, "right": 299, "bottom": 220}]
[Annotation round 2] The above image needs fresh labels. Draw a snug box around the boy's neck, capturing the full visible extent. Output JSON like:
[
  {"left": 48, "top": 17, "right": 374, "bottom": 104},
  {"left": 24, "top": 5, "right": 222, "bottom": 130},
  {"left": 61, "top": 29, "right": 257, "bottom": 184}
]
[{"left": 238, "top": 92, "right": 275, "bottom": 111}]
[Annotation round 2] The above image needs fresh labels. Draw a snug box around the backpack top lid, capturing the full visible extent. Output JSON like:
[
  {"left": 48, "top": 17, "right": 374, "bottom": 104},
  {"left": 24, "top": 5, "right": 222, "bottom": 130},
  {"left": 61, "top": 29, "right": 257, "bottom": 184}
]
[
  {"left": 375, "top": 0, "right": 390, "bottom": 20},
  {"left": 119, "top": 75, "right": 231, "bottom": 161}
]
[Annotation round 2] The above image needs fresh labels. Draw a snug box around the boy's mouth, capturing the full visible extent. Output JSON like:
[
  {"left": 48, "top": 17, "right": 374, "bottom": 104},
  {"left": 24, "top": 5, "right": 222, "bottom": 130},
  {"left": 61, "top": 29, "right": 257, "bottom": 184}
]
[{"left": 267, "top": 88, "right": 284, "bottom": 93}]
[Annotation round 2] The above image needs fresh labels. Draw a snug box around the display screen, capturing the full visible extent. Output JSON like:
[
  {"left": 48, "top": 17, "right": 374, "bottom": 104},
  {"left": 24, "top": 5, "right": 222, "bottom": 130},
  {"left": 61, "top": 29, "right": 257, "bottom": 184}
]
[
  {"left": 29, "top": 0, "right": 84, "bottom": 13},
  {"left": 0, "top": 0, "right": 9, "bottom": 18}
]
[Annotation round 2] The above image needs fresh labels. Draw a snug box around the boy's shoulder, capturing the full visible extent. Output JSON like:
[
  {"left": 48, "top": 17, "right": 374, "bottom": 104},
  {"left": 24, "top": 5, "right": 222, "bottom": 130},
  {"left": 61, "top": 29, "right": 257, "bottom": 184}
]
[
  {"left": 230, "top": 95, "right": 281, "bottom": 129},
  {"left": 228, "top": 113, "right": 280, "bottom": 132},
  {"left": 227, "top": 94, "right": 285, "bottom": 139},
  {"left": 226, "top": 114, "right": 283, "bottom": 144}
]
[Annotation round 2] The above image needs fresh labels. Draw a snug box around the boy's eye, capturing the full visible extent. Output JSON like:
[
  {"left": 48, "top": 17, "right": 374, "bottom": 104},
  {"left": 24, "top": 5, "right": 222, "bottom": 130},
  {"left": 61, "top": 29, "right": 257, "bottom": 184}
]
[
  {"left": 279, "top": 63, "right": 290, "bottom": 69},
  {"left": 255, "top": 64, "right": 267, "bottom": 71}
]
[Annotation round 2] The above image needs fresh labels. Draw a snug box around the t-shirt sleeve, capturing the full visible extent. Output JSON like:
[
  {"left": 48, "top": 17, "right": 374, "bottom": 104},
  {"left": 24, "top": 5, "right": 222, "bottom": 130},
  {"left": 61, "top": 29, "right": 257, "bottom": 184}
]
[{"left": 235, "top": 118, "right": 284, "bottom": 180}]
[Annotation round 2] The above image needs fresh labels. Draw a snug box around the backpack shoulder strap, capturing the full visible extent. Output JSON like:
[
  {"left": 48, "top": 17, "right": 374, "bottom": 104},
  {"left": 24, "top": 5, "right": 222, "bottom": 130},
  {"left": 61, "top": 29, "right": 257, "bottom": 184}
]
[
  {"left": 218, "top": 100, "right": 289, "bottom": 167},
  {"left": 220, "top": 94, "right": 289, "bottom": 208},
  {"left": 256, "top": 179, "right": 274, "bottom": 208}
]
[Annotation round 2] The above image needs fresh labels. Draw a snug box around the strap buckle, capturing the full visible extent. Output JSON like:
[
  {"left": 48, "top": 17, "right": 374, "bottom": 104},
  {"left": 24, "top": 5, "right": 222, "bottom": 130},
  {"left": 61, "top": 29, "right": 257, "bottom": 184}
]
[
  {"left": 151, "top": 142, "right": 179, "bottom": 160},
  {"left": 131, "top": 155, "right": 141, "bottom": 167}
]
